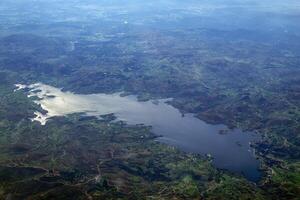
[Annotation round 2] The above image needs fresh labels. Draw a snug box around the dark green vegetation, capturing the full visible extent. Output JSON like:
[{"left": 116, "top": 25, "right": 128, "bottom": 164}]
[{"left": 0, "top": 0, "right": 300, "bottom": 199}]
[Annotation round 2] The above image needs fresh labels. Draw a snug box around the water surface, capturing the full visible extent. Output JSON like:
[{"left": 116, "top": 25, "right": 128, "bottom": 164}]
[{"left": 17, "top": 83, "right": 261, "bottom": 181}]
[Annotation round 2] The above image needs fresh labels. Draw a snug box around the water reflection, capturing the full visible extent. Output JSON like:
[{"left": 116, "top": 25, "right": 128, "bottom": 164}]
[{"left": 17, "top": 83, "right": 261, "bottom": 181}]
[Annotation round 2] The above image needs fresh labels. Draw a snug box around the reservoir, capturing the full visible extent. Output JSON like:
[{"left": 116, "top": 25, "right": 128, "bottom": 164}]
[{"left": 17, "top": 83, "right": 261, "bottom": 182}]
